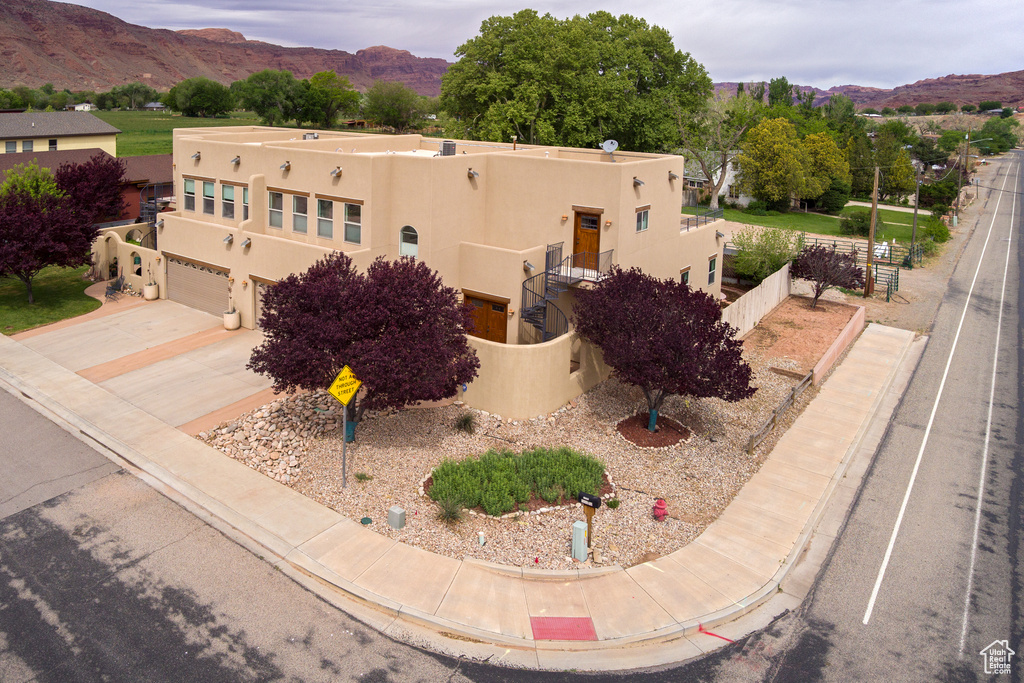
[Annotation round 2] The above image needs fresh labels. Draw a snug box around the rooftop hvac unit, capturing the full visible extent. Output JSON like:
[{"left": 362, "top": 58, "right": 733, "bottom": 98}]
[
  {"left": 440, "top": 140, "right": 456, "bottom": 156},
  {"left": 303, "top": 133, "right": 319, "bottom": 140}
]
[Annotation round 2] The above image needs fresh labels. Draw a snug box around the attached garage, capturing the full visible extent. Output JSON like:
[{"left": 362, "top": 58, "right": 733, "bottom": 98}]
[{"left": 165, "top": 255, "right": 229, "bottom": 316}]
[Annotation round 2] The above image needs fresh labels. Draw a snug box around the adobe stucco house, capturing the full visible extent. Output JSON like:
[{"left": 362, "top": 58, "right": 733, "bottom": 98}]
[
  {"left": 0, "top": 111, "right": 119, "bottom": 156},
  {"left": 111, "top": 126, "right": 724, "bottom": 418}
]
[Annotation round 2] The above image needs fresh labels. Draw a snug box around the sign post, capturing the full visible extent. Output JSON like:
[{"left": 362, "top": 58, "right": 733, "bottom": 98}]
[
  {"left": 576, "top": 492, "right": 602, "bottom": 548},
  {"left": 328, "top": 365, "right": 362, "bottom": 488}
]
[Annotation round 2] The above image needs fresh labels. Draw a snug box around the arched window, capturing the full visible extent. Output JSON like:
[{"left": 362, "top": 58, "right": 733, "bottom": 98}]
[{"left": 399, "top": 225, "right": 418, "bottom": 258}]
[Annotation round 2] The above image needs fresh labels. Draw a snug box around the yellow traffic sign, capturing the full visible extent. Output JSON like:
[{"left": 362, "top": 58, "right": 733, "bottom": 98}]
[{"left": 328, "top": 365, "right": 361, "bottom": 406}]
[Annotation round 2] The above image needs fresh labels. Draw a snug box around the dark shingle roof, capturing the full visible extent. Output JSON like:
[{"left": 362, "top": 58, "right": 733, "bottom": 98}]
[
  {"left": 0, "top": 148, "right": 111, "bottom": 178},
  {"left": 122, "top": 154, "right": 173, "bottom": 185},
  {"left": 0, "top": 112, "right": 120, "bottom": 140}
]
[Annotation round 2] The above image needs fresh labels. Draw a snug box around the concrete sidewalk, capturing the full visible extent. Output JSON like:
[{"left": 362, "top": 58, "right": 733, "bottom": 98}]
[{"left": 0, "top": 323, "right": 918, "bottom": 671}]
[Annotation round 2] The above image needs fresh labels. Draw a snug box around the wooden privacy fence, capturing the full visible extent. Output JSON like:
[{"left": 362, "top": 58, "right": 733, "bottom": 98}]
[
  {"left": 721, "top": 263, "right": 791, "bottom": 338},
  {"left": 747, "top": 371, "right": 813, "bottom": 455}
]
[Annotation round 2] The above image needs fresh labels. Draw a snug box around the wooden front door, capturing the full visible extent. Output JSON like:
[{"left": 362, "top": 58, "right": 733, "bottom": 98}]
[
  {"left": 466, "top": 293, "right": 507, "bottom": 344},
  {"left": 573, "top": 212, "right": 601, "bottom": 271}
]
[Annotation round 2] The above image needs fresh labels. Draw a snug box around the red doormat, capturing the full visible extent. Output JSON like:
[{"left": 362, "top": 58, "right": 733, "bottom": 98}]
[{"left": 530, "top": 616, "right": 598, "bottom": 641}]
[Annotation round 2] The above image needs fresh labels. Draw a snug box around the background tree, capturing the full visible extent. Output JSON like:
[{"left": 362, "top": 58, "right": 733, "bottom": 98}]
[
  {"left": 572, "top": 266, "right": 755, "bottom": 432},
  {"left": 0, "top": 165, "right": 98, "bottom": 304},
  {"left": 976, "top": 117, "right": 1021, "bottom": 154},
  {"left": 802, "top": 132, "right": 851, "bottom": 201},
  {"left": 248, "top": 253, "right": 480, "bottom": 437},
  {"left": 111, "top": 82, "right": 159, "bottom": 110},
  {"left": 845, "top": 130, "right": 875, "bottom": 197},
  {"left": 791, "top": 245, "right": 865, "bottom": 308},
  {"left": 978, "top": 100, "right": 1002, "bottom": 111},
  {"left": 731, "top": 227, "right": 803, "bottom": 284},
  {"left": 440, "top": 10, "right": 711, "bottom": 152},
  {"left": 236, "top": 70, "right": 301, "bottom": 126},
  {"left": 55, "top": 153, "right": 127, "bottom": 224},
  {"left": 736, "top": 117, "right": 809, "bottom": 210},
  {"left": 914, "top": 102, "right": 936, "bottom": 116},
  {"left": 896, "top": 104, "right": 914, "bottom": 114},
  {"left": 960, "top": 104, "right": 977, "bottom": 113},
  {"left": 767, "top": 77, "right": 794, "bottom": 107},
  {"left": 165, "top": 78, "right": 234, "bottom": 117},
  {"left": 934, "top": 101, "right": 956, "bottom": 114},
  {"left": 676, "top": 92, "right": 762, "bottom": 209},
  {"left": 362, "top": 80, "right": 423, "bottom": 132},
  {"left": 303, "top": 70, "right": 360, "bottom": 128}
]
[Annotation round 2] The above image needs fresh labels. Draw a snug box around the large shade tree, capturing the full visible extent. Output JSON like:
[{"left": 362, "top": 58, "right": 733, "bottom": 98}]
[
  {"left": 441, "top": 10, "right": 711, "bottom": 152},
  {"left": 55, "top": 153, "right": 127, "bottom": 224},
  {"left": 0, "top": 162, "right": 105, "bottom": 304},
  {"left": 676, "top": 92, "right": 763, "bottom": 209},
  {"left": 248, "top": 253, "right": 480, "bottom": 438},
  {"left": 573, "top": 267, "right": 755, "bottom": 432}
]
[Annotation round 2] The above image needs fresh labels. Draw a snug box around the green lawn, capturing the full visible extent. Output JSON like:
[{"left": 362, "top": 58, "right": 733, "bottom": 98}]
[
  {"left": 93, "top": 110, "right": 262, "bottom": 156},
  {"left": 1, "top": 266, "right": 101, "bottom": 335},
  {"left": 717, "top": 206, "right": 921, "bottom": 243}
]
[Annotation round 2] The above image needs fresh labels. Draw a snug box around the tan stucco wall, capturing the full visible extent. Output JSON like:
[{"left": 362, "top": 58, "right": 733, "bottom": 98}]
[{"left": 463, "top": 334, "right": 610, "bottom": 419}]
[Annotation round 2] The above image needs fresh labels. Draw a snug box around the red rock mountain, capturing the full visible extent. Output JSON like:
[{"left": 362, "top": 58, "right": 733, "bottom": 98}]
[
  {"left": 715, "top": 71, "right": 1024, "bottom": 109},
  {"left": 0, "top": 0, "right": 450, "bottom": 95}
]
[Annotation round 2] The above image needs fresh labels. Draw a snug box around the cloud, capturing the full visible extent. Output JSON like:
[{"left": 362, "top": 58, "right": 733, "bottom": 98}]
[{"left": 73, "top": 0, "right": 1024, "bottom": 88}]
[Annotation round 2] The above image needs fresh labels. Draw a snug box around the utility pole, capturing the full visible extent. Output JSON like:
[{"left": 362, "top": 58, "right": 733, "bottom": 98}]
[
  {"left": 865, "top": 165, "right": 879, "bottom": 297},
  {"left": 910, "top": 164, "right": 921, "bottom": 268},
  {"left": 955, "top": 129, "right": 972, "bottom": 227}
]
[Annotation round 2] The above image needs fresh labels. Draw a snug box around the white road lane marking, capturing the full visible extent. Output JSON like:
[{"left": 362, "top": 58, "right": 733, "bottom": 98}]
[
  {"left": 862, "top": 157, "right": 1015, "bottom": 625},
  {"left": 958, "top": 156, "right": 1019, "bottom": 657}
]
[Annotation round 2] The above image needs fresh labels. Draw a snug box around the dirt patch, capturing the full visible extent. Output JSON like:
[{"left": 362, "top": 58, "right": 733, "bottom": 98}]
[
  {"left": 742, "top": 296, "right": 859, "bottom": 374},
  {"left": 616, "top": 413, "right": 692, "bottom": 447}
]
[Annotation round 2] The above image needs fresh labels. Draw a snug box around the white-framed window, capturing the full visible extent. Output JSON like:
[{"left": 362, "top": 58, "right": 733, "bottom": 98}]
[
  {"left": 48, "top": 139, "right": 57, "bottom": 151},
  {"left": 202, "top": 181, "right": 214, "bottom": 215},
  {"left": 183, "top": 178, "right": 195, "bottom": 212},
  {"left": 293, "top": 195, "right": 308, "bottom": 234},
  {"left": 635, "top": 206, "right": 649, "bottom": 232},
  {"left": 708, "top": 256, "right": 717, "bottom": 285},
  {"left": 317, "top": 199, "right": 333, "bottom": 239},
  {"left": 268, "top": 191, "right": 283, "bottom": 228},
  {"left": 222, "top": 184, "right": 234, "bottom": 219},
  {"left": 344, "top": 203, "right": 361, "bottom": 244},
  {"left": 242, "top": 187, "right": 249, "bottom": 221},
  {"left": 680, "top": 266, "right": 690, "bottom": 286},
  {"left": 399, "top": 225, "right": 418, "bottom": 258},
  {"left": 4, "top": 141, "right": 14, "bottom": 153}
]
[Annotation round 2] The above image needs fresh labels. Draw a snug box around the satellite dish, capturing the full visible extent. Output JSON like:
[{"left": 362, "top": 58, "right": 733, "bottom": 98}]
[{"left": 601, "top": 139, "right": 619, "bottom": 154}]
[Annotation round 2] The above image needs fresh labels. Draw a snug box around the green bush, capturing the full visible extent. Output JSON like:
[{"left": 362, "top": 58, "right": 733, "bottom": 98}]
[
  {"left": 607, "top": 498, "right": 621, "bottom": 509},
  {"left": 920, "top": 216, "right": 950, "bottom": 243},
  {"left": 743, "top": 200, "right": 768, "bottom": 216},
  {"left": 428, "top": 447, "right": 604, "bottom": 517},
  {"left": 838, "top": 208, "right": 878, "bottom": 237},
  {"left": 453, "top": 411, "right": 476, "bottom": 434},
  {"left": 435, "top": 495, "right": 464, "bottom": 524},
  {"left": 732, "top": 227, "right": 803, "bottom": 284}
]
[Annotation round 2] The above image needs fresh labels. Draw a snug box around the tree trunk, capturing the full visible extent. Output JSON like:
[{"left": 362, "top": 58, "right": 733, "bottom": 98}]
[
  {"left": 20, "top": 275, "right": 34, "bottom": 305},
  {"left": 642, "top": 388, "right": 667, "bottom": 432}
]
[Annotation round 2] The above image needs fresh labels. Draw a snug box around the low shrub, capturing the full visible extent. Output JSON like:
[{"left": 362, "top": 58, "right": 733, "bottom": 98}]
[
  {"left": 354, "top": 472, "right": 372, "bottom": 482},
  {"left": 428, "top": 447, "right": 605, "bottom": 517},
  {"left": 743, "top": 200, "right": 769, "bottom": 216},
  {"left": 919, "top": 216, "right": 950, "bottom": 243},
  {"left": 454, "top": 412, "right": 476, "bottom": 434},
  {"left": 607, "top": 498, "right": 621, "bottom": 509},
  {"left": 435, "top": 495, "right": 464, "bottom": 524},
  {"left": 838, "top": 208, "right": 886, "bottom": 237}
]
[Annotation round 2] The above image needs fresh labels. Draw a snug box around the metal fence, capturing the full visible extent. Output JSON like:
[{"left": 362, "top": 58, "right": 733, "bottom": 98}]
[
  {"left": 681, "top": 207, "right": 724, "bottom": 231},
  {"left": 799, "top": 234, "right": 923, "bottom": 269}
]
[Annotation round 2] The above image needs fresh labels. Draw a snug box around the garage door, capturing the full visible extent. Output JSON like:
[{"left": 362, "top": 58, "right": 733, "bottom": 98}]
[{"left": 166, "top": 256, "right": 229, "bottom": 316}]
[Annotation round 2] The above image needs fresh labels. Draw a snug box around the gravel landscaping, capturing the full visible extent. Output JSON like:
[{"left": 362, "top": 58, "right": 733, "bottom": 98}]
[{"left": 197, "top": 331, "right": 840, "bottom": 570}]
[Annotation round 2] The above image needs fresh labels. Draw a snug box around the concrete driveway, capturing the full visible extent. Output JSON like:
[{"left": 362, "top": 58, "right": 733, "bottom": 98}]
[{"left": 14, "top": 299, "right": 275, "bottom": 432}]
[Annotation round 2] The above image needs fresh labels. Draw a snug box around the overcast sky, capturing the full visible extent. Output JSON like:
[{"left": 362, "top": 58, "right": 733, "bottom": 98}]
[{"left": 68, "top": 0, "right": 1023, "bottom": 89}]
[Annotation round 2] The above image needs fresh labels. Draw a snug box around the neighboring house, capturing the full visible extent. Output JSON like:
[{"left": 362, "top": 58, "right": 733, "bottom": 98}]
[
  {"left": 0, "top": 148, "right": 171, "bottom": 225},
  {"left": 104, "top": 126, "right": 724, "bottom": 417},
  {"left": 73, "top": 102, "right": 98, "bottom": 112},
  {"left": 0, "top": 111, "right": 119, "bottom": 156},
  {"left": 142, "top": 102, "right": 168, "bottom": 112},
  {"left": 683, "top": 151, "right": 752, "bottom": 207}
]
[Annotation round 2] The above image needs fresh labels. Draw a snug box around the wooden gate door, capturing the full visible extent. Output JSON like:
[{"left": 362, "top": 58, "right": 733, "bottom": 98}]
[
  {"left": 573, "top": 212, "right": 601, "bottom": 272},
  {"left": 465, "top": 293, "right": 507, "bottom": 344}
]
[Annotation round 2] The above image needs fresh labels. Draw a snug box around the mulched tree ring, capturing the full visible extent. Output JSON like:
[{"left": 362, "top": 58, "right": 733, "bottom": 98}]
[{"left": 616, "top": 413, "right": 691, "bottom": 448}]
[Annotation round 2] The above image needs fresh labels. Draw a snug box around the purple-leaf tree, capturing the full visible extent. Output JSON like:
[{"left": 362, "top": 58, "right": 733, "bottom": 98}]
[
  {"left": 248, "top": 253, "right": 480, "bottom": 439},
  {"left": 573, "top": 266, "right": 756, "bottom": 432},
  {"left": 55, "top": 153, "right": 128, "bottom": 225},
  {"left": 791, "top": 245, "right": 865, "bottom": 309},
  {"left": 0, "top": 177, "right": 96, "bottom": 304}
]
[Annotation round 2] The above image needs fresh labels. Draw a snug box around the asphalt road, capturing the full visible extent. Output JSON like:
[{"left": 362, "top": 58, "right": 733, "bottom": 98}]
[{"left": 651, "top": 150, "right": 1023, "bottom": 682}]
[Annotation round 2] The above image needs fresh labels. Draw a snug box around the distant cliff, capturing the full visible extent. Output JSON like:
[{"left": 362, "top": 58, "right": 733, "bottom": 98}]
[{"left": 0, "top": 0, "right": 450, "bottom": 95}]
